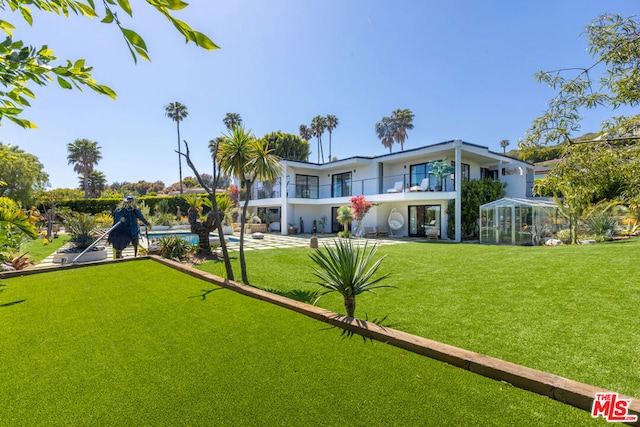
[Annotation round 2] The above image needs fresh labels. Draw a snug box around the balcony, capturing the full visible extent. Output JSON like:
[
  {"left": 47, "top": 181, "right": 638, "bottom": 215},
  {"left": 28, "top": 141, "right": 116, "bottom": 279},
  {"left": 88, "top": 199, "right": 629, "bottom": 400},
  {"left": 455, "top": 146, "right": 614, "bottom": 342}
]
[{"left": 245, "top": 173, "right": 457, "bottom": 202}]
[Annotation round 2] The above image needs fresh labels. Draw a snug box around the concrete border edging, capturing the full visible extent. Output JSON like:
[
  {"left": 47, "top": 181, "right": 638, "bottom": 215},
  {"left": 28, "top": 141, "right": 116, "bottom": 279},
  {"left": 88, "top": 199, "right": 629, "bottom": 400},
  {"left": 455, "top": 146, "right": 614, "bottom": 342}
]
[{"left": 149, "top": 255, "right": 640, "bottom": 424}]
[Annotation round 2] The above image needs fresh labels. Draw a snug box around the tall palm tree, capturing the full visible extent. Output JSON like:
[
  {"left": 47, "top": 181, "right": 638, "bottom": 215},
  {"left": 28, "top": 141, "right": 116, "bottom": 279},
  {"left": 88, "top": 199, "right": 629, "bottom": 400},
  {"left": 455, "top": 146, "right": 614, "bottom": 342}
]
[
  {"left": 164, "top": 101, "right": 188, "bottom": 194},
  {"left": 217, "top": 125, "right": 282, "bottom": 283},
  {"left": 223, "top": 112, "right": 243, "bottom": 130},
  {"left": 67, "top": 138, "right": 102, "bottom": 198},
  {"left": 299, "top": 124, "right": 312, "bottom": 162},
  {"left": 390, "top": 108, "right": 414, "bottom": 151},
  {"left": 500, "top": 139, "right": 510, "bottom": 153},
  {"left": 310, "top": 115, "right": 327, "bottom": 164},
  {"left": 325, "top": 114, "right": 339, "bottom": 162},
  {"left": 375, "top": 116, "right": 395, "bottom": 153}
]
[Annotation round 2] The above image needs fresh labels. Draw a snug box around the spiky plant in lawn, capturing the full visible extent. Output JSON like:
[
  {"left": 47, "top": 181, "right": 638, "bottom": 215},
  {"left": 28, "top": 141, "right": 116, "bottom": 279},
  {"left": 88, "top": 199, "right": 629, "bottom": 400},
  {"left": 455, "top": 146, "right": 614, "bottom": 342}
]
[
  {"left": 62, "top": 212, "right": 102, "bottom": 250},
  {"left": 309, "top": 239, "right": 391, "bottom": 318}
]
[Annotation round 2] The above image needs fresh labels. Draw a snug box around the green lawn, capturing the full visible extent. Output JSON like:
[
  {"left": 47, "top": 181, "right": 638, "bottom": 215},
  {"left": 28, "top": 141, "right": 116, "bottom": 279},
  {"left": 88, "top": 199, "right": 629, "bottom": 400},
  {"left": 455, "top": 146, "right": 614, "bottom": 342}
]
[
  {"left": 0, "top": 261, "right": 604, "bottom": 426},
  {"left": 197, "top": 238, "right": 640, "bottom": 399},
  {"left": 19, "top": 234, "right": 71, "bottom": 263}
]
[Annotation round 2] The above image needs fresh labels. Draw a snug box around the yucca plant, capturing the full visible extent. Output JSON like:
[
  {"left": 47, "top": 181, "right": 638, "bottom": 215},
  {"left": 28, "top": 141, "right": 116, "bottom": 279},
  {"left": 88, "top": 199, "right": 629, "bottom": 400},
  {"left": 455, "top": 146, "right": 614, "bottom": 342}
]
[
  {"left": 182, "top": 194, "right": 204, "bottom": 210},
  {"left": 309, "top": 239, "right": 391, "bottom": 318}
]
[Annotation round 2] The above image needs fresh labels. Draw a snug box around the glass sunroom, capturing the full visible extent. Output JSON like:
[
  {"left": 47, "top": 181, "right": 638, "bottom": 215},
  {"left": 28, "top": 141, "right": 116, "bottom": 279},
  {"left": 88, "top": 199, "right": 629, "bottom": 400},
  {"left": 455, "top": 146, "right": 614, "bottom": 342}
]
[{"left": 480, "top": 198, "right": 568, "bottom": 245}]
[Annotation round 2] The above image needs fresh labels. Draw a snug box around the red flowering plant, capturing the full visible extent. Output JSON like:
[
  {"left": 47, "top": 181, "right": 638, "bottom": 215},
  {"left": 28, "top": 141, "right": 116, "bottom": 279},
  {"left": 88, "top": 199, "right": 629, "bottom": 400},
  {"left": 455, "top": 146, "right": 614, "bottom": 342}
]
[
  {"left": 350, "top": 195, "right": 373, "bottom": 237},
  {"left": 227, "top": 185, "right": 240, "bottom": 207}
]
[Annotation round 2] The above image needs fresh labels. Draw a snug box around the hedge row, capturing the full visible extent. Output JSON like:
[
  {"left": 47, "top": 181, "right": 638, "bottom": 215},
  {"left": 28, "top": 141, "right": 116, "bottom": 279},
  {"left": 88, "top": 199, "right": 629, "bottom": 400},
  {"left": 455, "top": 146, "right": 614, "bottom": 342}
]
[{"left": 54, "top": 196, "right": 199, "bottom": 216}]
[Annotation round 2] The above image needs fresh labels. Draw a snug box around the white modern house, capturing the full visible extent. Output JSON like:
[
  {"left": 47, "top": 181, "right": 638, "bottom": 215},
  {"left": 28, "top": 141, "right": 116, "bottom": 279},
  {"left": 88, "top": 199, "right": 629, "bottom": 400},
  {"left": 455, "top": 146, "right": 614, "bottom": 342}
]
[{"left": 245, "top": 139, "right": 534, "bottom": 242}]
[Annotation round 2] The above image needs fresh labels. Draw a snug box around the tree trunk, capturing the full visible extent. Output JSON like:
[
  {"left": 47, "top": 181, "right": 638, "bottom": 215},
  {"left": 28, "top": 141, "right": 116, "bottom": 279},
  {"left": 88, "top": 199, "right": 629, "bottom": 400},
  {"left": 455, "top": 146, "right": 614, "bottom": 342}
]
[
  {"left": 180, "top": 139, "right": 234, "bottom": 281},
  {"left": 187, "top": 207, "right": 211, "bottom": 255},
  {"left": 177, "top": 122, "right": 183, "bottom": 194},
  {"left": 344, "top": 295, "right": 356, "bottom": 318},
  {"left": 239, "top": 181, "right": 252, "bottom": 284}
]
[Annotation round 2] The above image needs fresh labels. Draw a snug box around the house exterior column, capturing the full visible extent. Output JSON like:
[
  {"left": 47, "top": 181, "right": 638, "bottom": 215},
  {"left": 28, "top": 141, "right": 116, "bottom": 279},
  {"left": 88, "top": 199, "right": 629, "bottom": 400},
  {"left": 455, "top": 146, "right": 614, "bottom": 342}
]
[
  {"left": 454, "top": 139, "right": 462, "bottom": 242},
  {"left": 281, "top": 163, "right": 288, "bottom": 235}
]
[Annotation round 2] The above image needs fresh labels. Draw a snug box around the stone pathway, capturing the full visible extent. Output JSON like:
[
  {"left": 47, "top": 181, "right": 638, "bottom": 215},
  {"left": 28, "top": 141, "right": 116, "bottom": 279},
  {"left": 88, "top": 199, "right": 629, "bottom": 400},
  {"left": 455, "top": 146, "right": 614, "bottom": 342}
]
[
  {"left": 221, "top": 233, "right": 413, "bottom": 252},
  {"left": 34, "top": 233, "right": 422, "bottom": 268}
]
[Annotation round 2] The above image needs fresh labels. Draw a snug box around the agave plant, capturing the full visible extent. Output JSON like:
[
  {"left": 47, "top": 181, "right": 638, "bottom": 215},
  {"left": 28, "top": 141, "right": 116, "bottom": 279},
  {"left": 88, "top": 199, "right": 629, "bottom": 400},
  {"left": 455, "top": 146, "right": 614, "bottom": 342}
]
[
  {"left": 62, "top": 212, "right": 102, "bottom": 250},
  {"left": 158, "top": 235, "right": 194, "bottom": 260},
  {"left": 309, "top": 238, "right": 391, "bottom": 318}
]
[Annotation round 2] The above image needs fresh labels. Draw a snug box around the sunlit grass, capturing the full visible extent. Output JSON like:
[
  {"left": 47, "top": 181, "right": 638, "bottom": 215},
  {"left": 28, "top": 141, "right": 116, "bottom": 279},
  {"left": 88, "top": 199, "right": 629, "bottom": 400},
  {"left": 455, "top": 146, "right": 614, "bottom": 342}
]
[
  {"left": 197, "top": 238, "right": 640, "bottom": 398},
  {"left": 19, "top": 234, "right": 71, "bottom": 263},
  {"left": 0, "top": 261, "right": 601, "bottom": 426}
]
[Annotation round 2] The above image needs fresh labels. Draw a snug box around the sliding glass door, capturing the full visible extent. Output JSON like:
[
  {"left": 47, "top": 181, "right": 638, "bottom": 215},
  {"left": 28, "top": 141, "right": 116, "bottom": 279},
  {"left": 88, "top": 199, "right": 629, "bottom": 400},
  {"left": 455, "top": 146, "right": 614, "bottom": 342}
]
[{"left": 408, "top": 205, "right": 441, "bottom": 238}]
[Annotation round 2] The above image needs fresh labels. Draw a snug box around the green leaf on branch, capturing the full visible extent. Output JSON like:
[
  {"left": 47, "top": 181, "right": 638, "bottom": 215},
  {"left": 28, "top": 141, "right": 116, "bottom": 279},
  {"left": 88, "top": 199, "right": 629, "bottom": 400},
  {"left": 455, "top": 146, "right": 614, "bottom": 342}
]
[
  {"left": 116, "top": 0, "right": 133, "bottom": 17},
  {"left": 57, "top": 76, "right": 72, "bottom": 89},
  {"left": 121, "top": 28, "right": 150, "bottom": 61},
  {"left": 5, "top": 114, "right": 36, "bottom": 129}
]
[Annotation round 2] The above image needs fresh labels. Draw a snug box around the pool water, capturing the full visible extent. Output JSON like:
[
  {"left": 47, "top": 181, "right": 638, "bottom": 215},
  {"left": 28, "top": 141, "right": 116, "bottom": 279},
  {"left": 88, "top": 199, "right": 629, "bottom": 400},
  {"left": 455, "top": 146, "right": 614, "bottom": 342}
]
[{"left": 146, "top": 232, "right": 239, "bottom": 245}]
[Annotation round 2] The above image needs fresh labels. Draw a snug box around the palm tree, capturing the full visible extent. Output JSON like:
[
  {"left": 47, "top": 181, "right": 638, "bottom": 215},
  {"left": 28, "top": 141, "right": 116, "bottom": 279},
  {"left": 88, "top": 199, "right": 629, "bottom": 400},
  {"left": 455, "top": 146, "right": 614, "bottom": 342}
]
[
  {"left": 67, "top": 138, "right": 102, "bottom": 198},
  {"left": 500, "top": 139, "right": 510, "bottom": 153},
  {"left": 81, "top": 170, "right": 107, "bottom": 198},
  {"left": 309, "top": 239, "right": 391, "bottom": 318},
  {"left": 310, "top": 115, "right": 327, "bottom": 163},
  {"left": 208, "top": 136, "right": 225, "bottom": 185},
  {"left": 164, "top": 101, "right": 188, "bottom": 194},
  {"left": 299, "top": 124, "right": 312, "bottom": 162},
  {"left": 223, "top": 112, "right": 242, "bottom": 130},
  {"left": 375, "top": 116, "right": 395, "bottom": 153},
  {"left": 390, "top": 108, "right": 414, "bottom": 151},
  {"left": 217, "top": 125, "right": 282, "bottom": 283},
  {"left": 325, "top": 114, "right": 339, "bottom": 163}
]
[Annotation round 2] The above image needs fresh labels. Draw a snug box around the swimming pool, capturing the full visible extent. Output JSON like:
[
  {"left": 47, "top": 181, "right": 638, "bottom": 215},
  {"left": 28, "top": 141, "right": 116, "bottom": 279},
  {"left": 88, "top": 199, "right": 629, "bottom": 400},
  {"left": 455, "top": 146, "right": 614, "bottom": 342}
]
[{"left": 145, "top": 231, "right": 239, "bottom": 245}]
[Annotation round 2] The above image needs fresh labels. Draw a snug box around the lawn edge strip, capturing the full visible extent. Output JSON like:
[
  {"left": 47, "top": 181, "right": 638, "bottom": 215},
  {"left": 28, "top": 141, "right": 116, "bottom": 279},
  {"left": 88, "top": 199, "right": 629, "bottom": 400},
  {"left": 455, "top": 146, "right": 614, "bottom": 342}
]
[
  {"left": 0, "top": 256, "right": 149, "bottom": 278},
  {"left": 150, "top": 255, "right": 640, "bottom": 422}
]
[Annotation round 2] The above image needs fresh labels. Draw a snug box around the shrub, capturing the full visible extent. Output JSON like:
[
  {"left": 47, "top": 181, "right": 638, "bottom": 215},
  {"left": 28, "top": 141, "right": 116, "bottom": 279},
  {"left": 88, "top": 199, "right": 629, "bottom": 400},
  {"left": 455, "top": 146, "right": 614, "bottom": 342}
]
[
  {"left": 62, "top": 212, "right": 103, "bottom": 250},
  {"left": 158, "top": 236, "right": 194, "bottom": 260},
  {"left": 153, "top": 213, "right": 175, "bottom": 226},
  {"left": 583, "top": 210, "right": 621, "bottom": 240},
  {"left": 556, "top": 229, "right": 572, "bottom": 244}
]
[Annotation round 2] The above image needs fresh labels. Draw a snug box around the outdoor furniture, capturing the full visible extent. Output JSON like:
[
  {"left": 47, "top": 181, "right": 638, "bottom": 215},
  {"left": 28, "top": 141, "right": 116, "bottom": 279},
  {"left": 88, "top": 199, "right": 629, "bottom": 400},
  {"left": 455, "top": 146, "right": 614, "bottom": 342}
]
[
  {"left": 376, "top": 226, "right": 389, "bottom": 237},
  {"left": 249, "top": 223, "right": 267, "bottom": 233},
  {"left": 425, "top": 227, "right": 439, "bottom": 239},
  {"left": 388, "top": 209, "right": 404, "bottom": 236},
  {"left": 269, "top": 222, "right": 281, "bottom": 232},
  {"left": 387, "top": 181, "right": 403, "bottom": 193},
  {"left": 364, "top": 227, "right": 377, "bottom": 238},
  {"left": 409, "top": 178, "right": 429, "bottom": 192}
]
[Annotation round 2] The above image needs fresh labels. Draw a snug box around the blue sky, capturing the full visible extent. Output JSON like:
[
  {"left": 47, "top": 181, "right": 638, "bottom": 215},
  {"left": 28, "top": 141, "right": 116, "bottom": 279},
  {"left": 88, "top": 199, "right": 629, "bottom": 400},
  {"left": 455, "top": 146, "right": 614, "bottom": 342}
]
[{"left": 3, "top": 1, "right": 639, "bottom": 189}]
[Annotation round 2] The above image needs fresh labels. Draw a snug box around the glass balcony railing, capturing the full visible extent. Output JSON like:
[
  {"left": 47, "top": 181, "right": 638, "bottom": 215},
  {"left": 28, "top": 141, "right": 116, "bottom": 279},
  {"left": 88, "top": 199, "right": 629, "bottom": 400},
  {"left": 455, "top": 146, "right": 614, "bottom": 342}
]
[{"left": 245, "top": 174, "right": 457, "bottom": 201}]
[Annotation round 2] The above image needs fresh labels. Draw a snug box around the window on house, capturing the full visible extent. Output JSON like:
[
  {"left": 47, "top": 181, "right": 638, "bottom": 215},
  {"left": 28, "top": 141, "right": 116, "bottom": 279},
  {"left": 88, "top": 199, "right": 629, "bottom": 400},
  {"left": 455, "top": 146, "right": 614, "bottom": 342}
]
[
  {"left": 451, "top": 161, "right": 470, "bottom": 181},
  {"left": 410, "top": 163, "right": 435, "bottom": 190},
  {"left": 295, "top": 174, "right": 319, "bottom": 198},
  {"left": 332, "top": 172, "right": 351, "bottom": 197}
]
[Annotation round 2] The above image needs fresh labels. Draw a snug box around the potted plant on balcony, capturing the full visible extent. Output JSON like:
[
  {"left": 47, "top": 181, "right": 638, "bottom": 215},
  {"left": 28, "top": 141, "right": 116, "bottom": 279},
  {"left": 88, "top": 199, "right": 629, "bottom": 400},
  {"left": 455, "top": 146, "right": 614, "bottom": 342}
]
[{"left": 428, "top": 160, "right": 455, "bottom": 191}]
